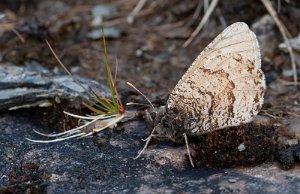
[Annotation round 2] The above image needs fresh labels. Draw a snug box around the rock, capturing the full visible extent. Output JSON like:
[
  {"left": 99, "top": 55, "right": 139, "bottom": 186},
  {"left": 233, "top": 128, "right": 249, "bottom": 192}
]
[
  {"left": 91, "top": 5, "right": 117, "bottom": 27},
  {"left": 86, "top": 27, "right": 123, "bottom": 40},
  {"left": 292, "top": 144, "right": 300, "bottom": 160},
  {"left": 284, "top": 118, "right": 300, "bottom": 140},
  {"left": 238, "top": 143, "right": 246, "bottom": 152},
  {"left": 279, "top": 34, "right": 300, "bottom": 53},
  {"left": 154, "top": 52, "right": 171, "bottom": 64},
  {"left": 276, "top": 148, "right": 294, "bottom": 170},
  {"left": 143, "top": 146, "right": 188, "bottom": 170},
  {"left": 282, "top": 68, "right": 296, "bottom": 77},
  {"left": 91, "top": 5, "right": 117, "bottom": 19},
  {"left": 251, "top": 15, "right": 278, "bottom": 61},
  {"left": 162, "top": 27, "right": 191, "bottom": 39},
  {"left": 0, "top": 61, "right": 110, "bottom": 110},
  {"left": 1, "top": 113, "right": 300, "bottom": 193},
  {"left": 279, "top": 34, "right": 300, "bottom": 65},
  {"left": 15, "top": 18, "right": 48, "bottom": 39},
  {"left": 252, "top": 115, "right": 271, "bottom": 124}
]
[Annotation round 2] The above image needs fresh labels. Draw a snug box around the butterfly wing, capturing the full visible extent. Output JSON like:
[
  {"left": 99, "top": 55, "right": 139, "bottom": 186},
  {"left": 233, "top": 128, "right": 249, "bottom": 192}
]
[{"left": 166, "top": 22, "right": 265, "bottom": 135}]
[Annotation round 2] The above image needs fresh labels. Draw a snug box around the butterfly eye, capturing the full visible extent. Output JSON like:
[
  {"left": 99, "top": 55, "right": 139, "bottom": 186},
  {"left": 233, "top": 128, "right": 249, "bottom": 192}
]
[
  {"left": 161, "top": 115, "right": 171, "bottom": 128},
  {"left": 150, "top": 111, "right": 157, "bottom": 120}
]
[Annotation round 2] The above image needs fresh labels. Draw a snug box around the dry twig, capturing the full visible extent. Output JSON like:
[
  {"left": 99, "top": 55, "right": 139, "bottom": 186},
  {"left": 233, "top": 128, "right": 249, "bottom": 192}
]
[
  {"left": 183, "top": 0, "right": 219, "bottom": 47},
  {"left": 127, "top": 0, "right": 148, "bottom": 24},
  {"left": 261, "top": 0, "right": 297, "bottom": 86},
  {"left": 187, "top": 0, "right": 203, "bottom": 27}
]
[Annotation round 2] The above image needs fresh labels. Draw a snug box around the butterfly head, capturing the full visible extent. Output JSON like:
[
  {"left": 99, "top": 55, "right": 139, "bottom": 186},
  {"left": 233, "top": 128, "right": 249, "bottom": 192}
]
[{"left": 145, "top": 106, "right": 184, "bottom": 143}]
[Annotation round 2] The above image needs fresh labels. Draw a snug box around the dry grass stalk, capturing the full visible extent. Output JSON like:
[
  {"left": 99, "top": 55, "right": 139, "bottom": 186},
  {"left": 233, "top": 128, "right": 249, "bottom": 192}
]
[
  {"left": 183, "top": 0, "right": 219, "bottom": 47},
  {"left": 261, "top": 0, "right": 297, "bottom": 86},
  {"left": 127, "top": 0, "right": 148, "bottom": 24},
  {"left": 27, "top": 33, "right": 126, "bottom": 143}
]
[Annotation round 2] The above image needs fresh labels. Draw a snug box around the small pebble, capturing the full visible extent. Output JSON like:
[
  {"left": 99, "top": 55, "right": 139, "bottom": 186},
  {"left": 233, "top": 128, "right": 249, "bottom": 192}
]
[
  {"left": 136, "top": 49, "right": 143, "bottom": 57},
  {"left": 91, "top": 5, "right": 117, "bottom": 18},
  {"left": 228, "top": 178, "right": 237, "bottom": 183},
  {"left": 238, "top": 143, "right": 246, "bottom": 152},
  {"left": 87, "top": 27, "right": 123, "bottom": 39},
  {"left": 276, "top": 148, "right": 294, "bottom": 170}
]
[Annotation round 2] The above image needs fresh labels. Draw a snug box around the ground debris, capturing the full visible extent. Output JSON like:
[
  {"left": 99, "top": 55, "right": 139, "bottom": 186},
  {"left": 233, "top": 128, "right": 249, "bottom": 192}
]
[{"left": 0, "top": 162, "right": 49, "bottom": 194}]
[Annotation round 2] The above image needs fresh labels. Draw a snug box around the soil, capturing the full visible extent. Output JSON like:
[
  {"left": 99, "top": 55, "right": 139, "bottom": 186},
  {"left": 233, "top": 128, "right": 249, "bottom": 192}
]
[{"left": 1, "top": 0, "right": 300, "bottom": 193}]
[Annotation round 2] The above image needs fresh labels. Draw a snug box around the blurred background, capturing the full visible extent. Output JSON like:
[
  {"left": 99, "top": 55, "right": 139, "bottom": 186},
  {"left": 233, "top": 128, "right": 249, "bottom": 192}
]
[{"left": 0, "top": 0, "right": 299, "bottom": 100}]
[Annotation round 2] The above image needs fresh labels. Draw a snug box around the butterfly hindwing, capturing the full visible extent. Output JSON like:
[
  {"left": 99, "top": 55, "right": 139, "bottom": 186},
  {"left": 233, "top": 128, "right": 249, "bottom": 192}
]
[{"left": 166, "top": 22, "right": 265, "bottom": 135}]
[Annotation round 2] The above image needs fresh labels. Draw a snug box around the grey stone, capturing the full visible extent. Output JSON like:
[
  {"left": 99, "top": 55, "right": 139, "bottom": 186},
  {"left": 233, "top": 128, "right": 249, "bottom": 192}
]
[
  {"left": 91, "top": 5, "right": 117, "bottom": 19},
  {"left": 279, "top": 34, "right": 300, "bottom": 65},
  {"left": 0, "top": 62, "right": 110, "bottom": 110},
  {"left": 251, "top": 15, "right": 278, "bottom": 60},
  {"left": 279, "top": 34, "right": 300, "bottom": 53},
  {"left": 90, "top": 5, "right": 118, "bottom": 27},
  {"left": 87, "top": 27, "right": 123, "bottom": 40}
]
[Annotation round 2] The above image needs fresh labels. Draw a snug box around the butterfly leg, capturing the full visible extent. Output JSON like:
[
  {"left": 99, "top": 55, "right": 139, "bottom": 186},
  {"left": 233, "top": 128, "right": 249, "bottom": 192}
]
[
  {"left": 183, "top": 133, "right": 195, "bottom": 168},
  {"left": 134, "top": 126, "right": 158, "bottom": 159}
]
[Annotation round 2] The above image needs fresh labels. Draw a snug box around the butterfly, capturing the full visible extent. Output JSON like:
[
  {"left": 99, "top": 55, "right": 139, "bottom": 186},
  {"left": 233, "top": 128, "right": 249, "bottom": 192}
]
[{"left": 136, "top": 22, "right": 266, "bottom": 165}]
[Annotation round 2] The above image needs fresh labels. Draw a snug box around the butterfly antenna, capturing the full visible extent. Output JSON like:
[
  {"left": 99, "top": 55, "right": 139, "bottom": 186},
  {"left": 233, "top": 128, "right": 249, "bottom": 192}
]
[{"left": 126, "top": 82, "right": 154, "bottom": 109}]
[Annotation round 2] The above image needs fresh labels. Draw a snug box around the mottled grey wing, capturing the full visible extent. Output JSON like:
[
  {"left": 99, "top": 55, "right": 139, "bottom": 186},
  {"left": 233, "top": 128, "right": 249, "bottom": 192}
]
[{"left": 167, "top": 22, "right": 265, "bottom": 135}]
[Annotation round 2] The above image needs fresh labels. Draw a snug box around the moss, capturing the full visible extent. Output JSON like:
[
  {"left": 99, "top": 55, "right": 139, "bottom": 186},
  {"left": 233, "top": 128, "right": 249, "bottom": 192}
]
[
  {"left": 0, "top": 162, "right": 49, "bottom": 194},
  {"left": 191, "top": 123, "right": 280, "bottom": 168}
]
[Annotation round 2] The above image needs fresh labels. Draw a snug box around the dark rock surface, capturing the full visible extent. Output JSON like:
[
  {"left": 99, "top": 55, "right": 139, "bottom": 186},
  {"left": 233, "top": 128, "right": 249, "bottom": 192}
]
[{"left": 1, "top": 110, "right": 300, "bottom": 193}]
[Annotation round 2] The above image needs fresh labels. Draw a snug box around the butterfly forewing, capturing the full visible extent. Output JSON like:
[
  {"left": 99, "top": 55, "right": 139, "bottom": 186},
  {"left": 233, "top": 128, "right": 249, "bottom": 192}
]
[{"left": 167, "top": 22, "right": 265, "bottom": 135}]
